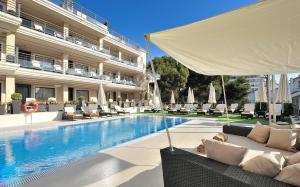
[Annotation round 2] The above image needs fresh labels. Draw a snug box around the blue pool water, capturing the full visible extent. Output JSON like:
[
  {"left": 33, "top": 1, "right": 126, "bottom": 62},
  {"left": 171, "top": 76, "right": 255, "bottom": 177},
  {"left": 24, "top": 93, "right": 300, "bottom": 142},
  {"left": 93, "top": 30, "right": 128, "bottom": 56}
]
[{"left": 0, "top": 116, "right": 190, "bottom": 184}]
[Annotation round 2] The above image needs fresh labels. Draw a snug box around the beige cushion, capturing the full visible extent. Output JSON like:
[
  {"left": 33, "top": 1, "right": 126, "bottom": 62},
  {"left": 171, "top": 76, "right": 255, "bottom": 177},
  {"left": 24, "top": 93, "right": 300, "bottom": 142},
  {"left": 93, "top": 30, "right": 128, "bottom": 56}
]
[
  {"left": 275, "top": 163, "right": 300, "bottom": 186},
  {"left": 202, "top": 139, "right": 247, "bottom": 166},
  {"left": 247, "top": 122, "right": 270, "bottom": 143},
  {"left": 270, "top": 123, "right": 292, "bottom": 129},
  {"left": 266, "top": 128, "right": 298, "bottom": 152},
  {"left": 242, "top": 153, "right": 285, "bottom": 177},
  {"left": 286, "top": 152, "right": 300, "bottom": 166}
]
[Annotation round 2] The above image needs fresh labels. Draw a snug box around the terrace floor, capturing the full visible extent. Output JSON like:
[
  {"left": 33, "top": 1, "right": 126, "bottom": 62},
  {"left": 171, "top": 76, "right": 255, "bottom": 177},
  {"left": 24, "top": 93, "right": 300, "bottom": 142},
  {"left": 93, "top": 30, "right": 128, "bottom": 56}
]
[{"left": 22, "top": 118, "right": 228, "bottom": 187}]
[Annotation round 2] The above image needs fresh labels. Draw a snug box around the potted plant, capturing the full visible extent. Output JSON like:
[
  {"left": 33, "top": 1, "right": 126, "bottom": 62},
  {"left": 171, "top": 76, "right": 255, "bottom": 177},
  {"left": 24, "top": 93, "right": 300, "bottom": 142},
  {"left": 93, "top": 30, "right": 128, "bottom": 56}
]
[
  {"left": 47, "top": 99, "right": 64, "bottom": 112},
  {"left": 78, "top": 96, "right": 86, "bottom": 107},
  {"left": 0, "top": 103, "right": 6, "bottom": 115},
  {"left": 37, "top": 100, "right": 47, "bottom": 112},
  {"left": 11, "top": 93, "right": 22, "bottom": 114},
  {"left": 7, "top": 9, "right": 18, "bottom": 17}
]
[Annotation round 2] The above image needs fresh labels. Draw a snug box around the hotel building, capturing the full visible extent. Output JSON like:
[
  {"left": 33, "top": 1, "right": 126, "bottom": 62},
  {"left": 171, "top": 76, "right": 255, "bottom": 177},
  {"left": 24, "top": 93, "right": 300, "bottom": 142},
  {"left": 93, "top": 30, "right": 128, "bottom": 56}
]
[{"left": 0, "top": 0, "right": 147, "bottom": 104}]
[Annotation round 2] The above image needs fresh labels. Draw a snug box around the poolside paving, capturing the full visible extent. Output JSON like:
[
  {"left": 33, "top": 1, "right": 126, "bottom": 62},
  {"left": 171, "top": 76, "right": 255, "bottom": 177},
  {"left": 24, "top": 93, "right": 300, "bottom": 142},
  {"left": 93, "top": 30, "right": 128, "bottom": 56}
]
[{"left": 21, "top": 119, "right": 223, "bottom": 187}]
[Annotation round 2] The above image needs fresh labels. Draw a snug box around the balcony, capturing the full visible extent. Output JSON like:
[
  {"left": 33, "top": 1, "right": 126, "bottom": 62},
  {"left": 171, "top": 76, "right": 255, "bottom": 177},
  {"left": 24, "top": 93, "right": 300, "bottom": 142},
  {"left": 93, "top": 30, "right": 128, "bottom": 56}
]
[{"left": 0, "top": 3, "right": 22, "bottom": 31}]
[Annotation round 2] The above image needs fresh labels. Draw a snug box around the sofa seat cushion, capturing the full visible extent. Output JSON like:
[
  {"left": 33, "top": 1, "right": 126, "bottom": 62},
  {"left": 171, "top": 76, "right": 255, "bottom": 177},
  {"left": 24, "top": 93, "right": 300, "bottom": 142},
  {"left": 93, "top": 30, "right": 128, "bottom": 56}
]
[{"left": 286, "top": 152, "right": 300, "bottom": 166}]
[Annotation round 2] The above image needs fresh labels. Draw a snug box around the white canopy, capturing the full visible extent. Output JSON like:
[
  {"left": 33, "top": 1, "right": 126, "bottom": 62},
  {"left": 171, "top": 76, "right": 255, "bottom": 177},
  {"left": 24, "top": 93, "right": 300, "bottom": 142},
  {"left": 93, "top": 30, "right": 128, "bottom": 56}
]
[
  {"left": 256, "top": 79, "right": 267, "bottom": 103},
  {"left": 276, "top": 74, "right": 292, "bottom": 103},
  {"left": 208, "top": 83, "right": 216, "bottom": 104},
  {"left": 97, "top": 83, "right": 107, "bottom": 106},
  {"left": 170, "top": 91, "right": 175, "bottom": 104},
  {"left": 149, "top": 0, "right": 300, "bottom": 75}
]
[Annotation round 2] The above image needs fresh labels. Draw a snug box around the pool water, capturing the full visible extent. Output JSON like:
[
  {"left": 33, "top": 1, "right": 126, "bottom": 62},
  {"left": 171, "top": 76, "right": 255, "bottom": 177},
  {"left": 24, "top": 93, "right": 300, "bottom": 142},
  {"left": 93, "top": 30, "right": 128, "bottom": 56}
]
[{"left": 0, "top": 116, "right": 190, "bottom": 184}]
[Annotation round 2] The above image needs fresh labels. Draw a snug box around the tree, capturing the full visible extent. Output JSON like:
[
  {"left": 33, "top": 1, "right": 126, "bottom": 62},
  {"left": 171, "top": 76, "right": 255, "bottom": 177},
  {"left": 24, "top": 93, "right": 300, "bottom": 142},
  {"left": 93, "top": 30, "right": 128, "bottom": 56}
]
[
  {"left": 223, "top": 77, "right": 250, "bottom": 104},
  {"left": 148, "top": 56, "right": 189, "bottom": 103}
]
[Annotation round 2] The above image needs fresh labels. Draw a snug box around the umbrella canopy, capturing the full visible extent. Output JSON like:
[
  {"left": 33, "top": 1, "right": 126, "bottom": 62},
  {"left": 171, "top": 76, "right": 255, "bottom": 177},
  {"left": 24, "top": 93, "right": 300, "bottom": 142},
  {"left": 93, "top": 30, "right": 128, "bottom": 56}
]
[
  {"left": 276, "top": 74, "right": 292, "bottom": 103},
  {"left": 256, "top": 79, "right": 267, "bottom": 103},
  {"left": 191, "top": 89, "right": 195, "bottom": 103},
  {"left": 170, "top": 91, "right": 175, "bottom": 104},
  {"left": 208, "top": 83, "right": 216, "bottom": 104},
  {"left": 149, "top": 0, "right": 300, "bottom": 75},
  {"left": 152, "top": 85, "right": 161, "bottom": 108},
  {"left": 187, "top": 87, "right": 193, "bottom": 104},
  {"left": 97, "top": 83, "right": 107, "bottom": 106}
]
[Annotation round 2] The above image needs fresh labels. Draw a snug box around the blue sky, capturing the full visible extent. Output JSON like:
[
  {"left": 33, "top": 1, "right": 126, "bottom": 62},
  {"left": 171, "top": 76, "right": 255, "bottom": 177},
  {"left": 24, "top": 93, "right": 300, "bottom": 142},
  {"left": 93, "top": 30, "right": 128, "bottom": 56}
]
[{"left": 75, "top": 0, "right": 298, "bottom": 81}]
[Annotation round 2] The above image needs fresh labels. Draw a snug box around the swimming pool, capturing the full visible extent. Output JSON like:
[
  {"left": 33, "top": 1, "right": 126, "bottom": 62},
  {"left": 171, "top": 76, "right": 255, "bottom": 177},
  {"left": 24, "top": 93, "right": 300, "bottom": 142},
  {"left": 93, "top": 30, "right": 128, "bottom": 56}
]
[{"left": 0, "top": 116, "right": 190, "bottom": 185}]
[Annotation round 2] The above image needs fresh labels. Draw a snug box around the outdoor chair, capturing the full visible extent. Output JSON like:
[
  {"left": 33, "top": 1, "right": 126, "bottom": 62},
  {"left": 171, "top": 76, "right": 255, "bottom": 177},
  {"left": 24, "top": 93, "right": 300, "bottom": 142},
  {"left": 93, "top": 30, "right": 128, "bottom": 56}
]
[
  {"left": 240, "top": 103, "right": 255, "bottom": 119},
  {"left": 213, "top": 104, "right": 226, "bottom": 116},
  {"left": 265, "top": 104, "right": 282, "bottom": 120},
  {"left": 31, "top": 60, "right": 42, "bottom": 70},
  {"left": 81, "top": 106, "right": 99, "bottom": 118},
  {"left": 54, "top": 64, "right": 63, "bottom": 73},
  {"left": 229, "top": 103, "right": 238, "bottom": 113},
  {"left": 179, "top": 104, "right": 192, "bottom": 114},
  {"left": 168, "top": 104, "right": 181, "bottom": 114},
  {"left": 197, "top": 103, "right": 212, "bottom": 115},
  {"left": 63, "top": 106, "right": 83, "bottom": 120},
  {"left": 101, "top": 105, "right": 118, "bottom": 116},
  {"left": 114, "top": 105, "right": 130, "bottom": 115}
]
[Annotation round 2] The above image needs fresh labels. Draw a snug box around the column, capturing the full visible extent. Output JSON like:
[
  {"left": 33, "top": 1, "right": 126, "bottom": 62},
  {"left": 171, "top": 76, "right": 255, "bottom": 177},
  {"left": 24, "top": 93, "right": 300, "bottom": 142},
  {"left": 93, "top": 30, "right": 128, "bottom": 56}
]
[
  {"left": 7, "top": 0, "right": 16, "bottom": 11},
  {"left": 62, "top": 54, "right": 68, "bottom": 74},
  {"left": 5, "top": 76, "right": 15, "bottom": 102},
  {"left": 63, "top": 23, "right": 69, "bottom": 40},
  {"left": 117, "top": 71, "right": 121, "bottom": 81},
  {"left": 6, "top": 33, "right": 16, "bottom": 63},
  {"left": 98, "top": 62, "right": 103, "bottom": 76},
  {"left": 98, "top": 38, "right": 103, "bottom": 51},
  {"left": 118, "top": 51, "right": 122, "bottom": 61},
  {"left": 63, "top": 85, "right": 68, "bottom": 102}
]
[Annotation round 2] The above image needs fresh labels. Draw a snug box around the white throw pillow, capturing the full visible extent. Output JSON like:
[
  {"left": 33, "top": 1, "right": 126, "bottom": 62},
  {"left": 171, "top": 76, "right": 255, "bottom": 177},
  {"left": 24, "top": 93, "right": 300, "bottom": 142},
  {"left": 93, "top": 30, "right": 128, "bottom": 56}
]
[
  {"left": 275, "top": 163, "right": 300, "bottom": 186},
  {"left": 202, "top": 139, "right": 247, "bottom": 166},
  {"left": 242, "top": 153, "right": 285, "bottom": 177}
]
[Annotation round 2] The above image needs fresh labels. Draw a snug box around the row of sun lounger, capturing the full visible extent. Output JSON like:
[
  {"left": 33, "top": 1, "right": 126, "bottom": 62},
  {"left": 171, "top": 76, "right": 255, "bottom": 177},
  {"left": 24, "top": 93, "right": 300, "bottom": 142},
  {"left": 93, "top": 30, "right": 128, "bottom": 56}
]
[{"left": 63, "top": 105, "right": 130, "bottom": 120}]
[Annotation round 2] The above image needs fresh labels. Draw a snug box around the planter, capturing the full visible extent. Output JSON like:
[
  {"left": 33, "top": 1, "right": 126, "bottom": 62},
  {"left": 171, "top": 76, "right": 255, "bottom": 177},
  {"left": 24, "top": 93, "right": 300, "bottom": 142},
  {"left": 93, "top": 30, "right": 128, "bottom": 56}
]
[
  {"left": 37, "top": 104, "right": 47, "bottom": 112},
  {"left": 11, "top": 100, "right": 22, "bottom": 114},
  {"left": 0, "top": 105, "right": 6, "bottom": 115},
  {"left": 48, "top": 104, "right": 64, "bottom": 112}
]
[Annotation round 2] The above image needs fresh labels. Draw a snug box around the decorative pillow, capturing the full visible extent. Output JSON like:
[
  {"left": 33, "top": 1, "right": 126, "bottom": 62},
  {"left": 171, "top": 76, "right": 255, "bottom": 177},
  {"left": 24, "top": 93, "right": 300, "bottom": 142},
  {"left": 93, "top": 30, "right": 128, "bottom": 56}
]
[
  {"left": 286, "top": 152, "right": 300, "bottom": 166},
  {"left": 275, "top": 163, "right": 300, "bottom": 186},
  {"left": 247, "top": 122, "right": 270, "bottom": 143},
  {"left": 266, "top": 128, "right": 298, "bottom": 152},
  {"left": 202, "top": 139, "right": 247, "bottom": 166},
  {"left": 270, "top": 123, "right": 292, "bottom": 129},
  {"left": 212, "top": 132, "right": 228, "bottom": 142},
  {"left": 242, "top": 153, "right": 285, "bottom": 177}
]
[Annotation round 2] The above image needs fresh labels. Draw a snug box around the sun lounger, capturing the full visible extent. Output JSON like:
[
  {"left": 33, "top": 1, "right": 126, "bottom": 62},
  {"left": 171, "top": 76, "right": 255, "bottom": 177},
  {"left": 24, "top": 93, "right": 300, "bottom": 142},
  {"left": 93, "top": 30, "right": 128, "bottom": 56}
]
[
  {"left": 229, "top": 103, "right": 238, "bottom": 113},
  {"left": 213, "top": 104, "right": 226, "bottom": 116},
  {"left": 265, "top": 104, "right": 282, "bottom": 120},
  {"left": 179, "top": 104, "right": 192, "bottom": 114},
  {"left": 101, "top": 106, "right": 118, "bottom": 116},
  {"left": 241, "top": 103, "right": 255, "bottom": 119},
  {"left": 197, "top": 103, "right": 212, "bottom": 115},
  {"left": 114, "top": 105, "right": 130, "bottom": 115},
  {"left": 168, "top": 104, "right": 181, "bottom": 114},
  {"left": 63, "top": 106, "right": 83, "bottom": 120},
  {"left": 81, "top": 106, "right": 99, "bottom": 118}
]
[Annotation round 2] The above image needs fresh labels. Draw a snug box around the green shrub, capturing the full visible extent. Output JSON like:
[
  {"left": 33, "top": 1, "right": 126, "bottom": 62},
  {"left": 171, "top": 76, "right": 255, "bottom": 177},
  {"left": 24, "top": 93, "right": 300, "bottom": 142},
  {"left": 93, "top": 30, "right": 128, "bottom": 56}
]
[
  {"left": 7, "top": 9, "right": 18, "bottom": 17},
  {"left": 78, "top": 96, "right": 85, "bottom": 101},
  {"left": 11, "top": 93, "right": 22, "bottom": 101}
]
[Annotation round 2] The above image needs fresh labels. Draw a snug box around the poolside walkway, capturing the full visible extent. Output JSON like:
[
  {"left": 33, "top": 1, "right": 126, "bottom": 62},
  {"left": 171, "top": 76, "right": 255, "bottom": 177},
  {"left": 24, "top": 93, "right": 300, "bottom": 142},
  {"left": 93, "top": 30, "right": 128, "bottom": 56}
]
[{"left": 20, "top": 118, "right": 223, "bottom": 187}]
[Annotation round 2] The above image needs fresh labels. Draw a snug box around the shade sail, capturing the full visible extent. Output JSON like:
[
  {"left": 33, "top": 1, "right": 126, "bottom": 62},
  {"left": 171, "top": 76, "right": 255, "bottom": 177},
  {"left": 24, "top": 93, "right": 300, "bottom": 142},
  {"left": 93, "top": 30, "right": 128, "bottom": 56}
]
[{"left": 149, "top": 0, "right": 300, "bottom": 75}]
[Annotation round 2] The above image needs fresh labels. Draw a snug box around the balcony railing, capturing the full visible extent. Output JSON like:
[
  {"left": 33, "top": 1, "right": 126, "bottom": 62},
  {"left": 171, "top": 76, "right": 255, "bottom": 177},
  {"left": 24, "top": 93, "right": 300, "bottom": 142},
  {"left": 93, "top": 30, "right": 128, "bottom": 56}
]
[
  {"left": 0, "top": 2, "right": 20, "bottom": 17},
  {"left": 50, "top": 0, "right": 141, "bottom": 50},
  {"left": 52, "top": 0, "right": 108, "bottom": 28}
]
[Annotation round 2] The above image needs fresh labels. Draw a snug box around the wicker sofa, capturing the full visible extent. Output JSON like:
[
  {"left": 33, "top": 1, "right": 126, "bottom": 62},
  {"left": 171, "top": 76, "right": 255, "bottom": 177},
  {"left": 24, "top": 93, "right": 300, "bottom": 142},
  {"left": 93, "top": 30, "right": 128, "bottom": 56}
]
[{"left": 160, "top": 125, "right": 295, "bottom": 187}]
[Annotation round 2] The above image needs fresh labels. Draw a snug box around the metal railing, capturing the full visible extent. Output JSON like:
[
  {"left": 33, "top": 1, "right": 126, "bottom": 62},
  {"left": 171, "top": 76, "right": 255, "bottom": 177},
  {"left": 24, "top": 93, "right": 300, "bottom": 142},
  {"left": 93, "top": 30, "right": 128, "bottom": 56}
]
[
  {"left": 0, "top": 44, "right": 16, "bottom": 63},
  {"left": 21, "top": 12, "right": 64, "bottom": 39},
  {"left": 108, "top": 29, "right": 141, "bottom": 50},
  {"left": 52, "top": 0, "right": 108, "bottom": 27},
  {"left": 0, "top": 2, "right": 20, "bottom": 17}
]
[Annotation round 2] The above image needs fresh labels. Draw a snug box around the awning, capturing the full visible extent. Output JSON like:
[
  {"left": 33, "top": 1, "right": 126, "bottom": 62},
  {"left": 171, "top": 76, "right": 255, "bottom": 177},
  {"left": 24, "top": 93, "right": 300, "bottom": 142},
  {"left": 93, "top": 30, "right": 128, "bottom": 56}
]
[{"left": 149, "top": 0, "right": 300, "bottom": 75}]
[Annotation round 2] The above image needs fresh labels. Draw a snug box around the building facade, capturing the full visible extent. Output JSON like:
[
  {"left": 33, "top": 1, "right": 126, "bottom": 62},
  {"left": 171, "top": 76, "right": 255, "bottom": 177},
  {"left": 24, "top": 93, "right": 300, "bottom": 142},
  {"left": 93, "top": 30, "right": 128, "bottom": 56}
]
[
  {"left": 0, "top": 0, "right": 147, "bottom": 105},
  {"left": 290, "top": 75, "right": 300, "bottom": 111}
]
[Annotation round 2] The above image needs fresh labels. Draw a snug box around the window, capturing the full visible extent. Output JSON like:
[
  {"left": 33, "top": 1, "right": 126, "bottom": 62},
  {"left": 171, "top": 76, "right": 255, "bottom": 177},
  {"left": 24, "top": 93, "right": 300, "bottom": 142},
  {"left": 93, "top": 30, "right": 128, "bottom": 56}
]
[
  {"left": 68, "top": 60, "right": 74, "bottom": 69},
  {"left": 76, "top": 90, "right": 89, "bottom": 101},
  {"left": 35, "top": 87, "right": 55, "bottom": 101},
  {"left": 0, "top": 2, "right": 6, "bottom": 12}
]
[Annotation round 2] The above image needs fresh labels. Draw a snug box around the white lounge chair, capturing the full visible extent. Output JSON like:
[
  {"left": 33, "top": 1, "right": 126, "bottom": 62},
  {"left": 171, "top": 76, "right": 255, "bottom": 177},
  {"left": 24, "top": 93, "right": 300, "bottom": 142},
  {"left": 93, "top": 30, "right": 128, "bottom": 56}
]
[
  {"left": 81, "top": 106, "right": 99, "bottom": 118},
  {"left": 265, "top": 104, "right": 282, "bottom": 119},
  {"left": 241, "top": 103, "right": 255, "bottom": 119},
  {"left": 213, "top": 104, "right": 226, "bottom": 116},
  {"left": 31, "top": 60, "right": 42, "bottom": 70},
  {"left": 34, "top": 22, "right": 44, "bottom": 32},
  {"left": 197, "top": 104, "right": 212, "bottom": 115},
  {"left": 180, "top": 104, "right": 192, "bottom": 114},
  {"left": 54, "top": 64, "right": 63, "bottom": 73},
  {"left": 114, "top": 105, "right": 130, "bottom": 114},
  {"left": 229, "top": 103, "right": 239, "bottom": 113},
  {"left": 63, "top": 106, "right": 83, "bottom": 120}
]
